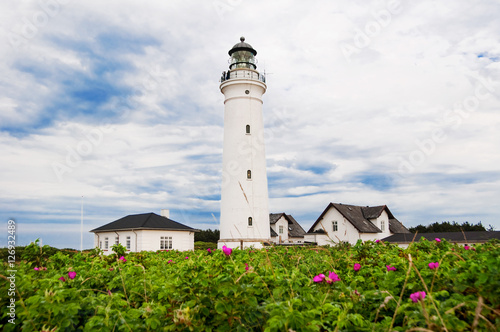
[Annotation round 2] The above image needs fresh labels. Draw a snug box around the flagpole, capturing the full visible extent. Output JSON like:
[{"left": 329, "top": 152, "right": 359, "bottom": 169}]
[{"left": 80, "top": 195, "right": 83, "bottom": 252}]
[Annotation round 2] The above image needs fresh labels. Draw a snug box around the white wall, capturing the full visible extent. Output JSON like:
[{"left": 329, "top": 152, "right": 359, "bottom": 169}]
[
  {"left": 138, "top": 230, "right": 194, "bottom": 252},
  {"left": 270, "top": 216, "right": 289, "bottom": 243}
]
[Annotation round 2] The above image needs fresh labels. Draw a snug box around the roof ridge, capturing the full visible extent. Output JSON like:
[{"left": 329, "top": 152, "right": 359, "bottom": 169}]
[{"left": 142, "top": 212, "right": 155, "bottom": 227}]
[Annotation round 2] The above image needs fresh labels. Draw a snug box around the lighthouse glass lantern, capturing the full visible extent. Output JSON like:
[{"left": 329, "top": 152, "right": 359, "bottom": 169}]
[{"left": 229, "top": 37, "right": 257, "bottom": 70}]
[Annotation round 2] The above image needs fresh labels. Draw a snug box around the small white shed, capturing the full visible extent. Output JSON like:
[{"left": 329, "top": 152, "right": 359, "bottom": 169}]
[{"left": 90, "top": 211, "right": 197, "bottom": 255}]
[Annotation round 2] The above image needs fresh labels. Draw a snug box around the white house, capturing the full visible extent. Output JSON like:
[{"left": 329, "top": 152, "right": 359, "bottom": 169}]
[
  {"left": 269, "top": 213, "right": 307, "bottom": 244},
  {"left": 90, "top": 210, "right": 197, "bottom": 255},
  {"left": 304, "top": 203, "right": 410, "bottom": 245}
]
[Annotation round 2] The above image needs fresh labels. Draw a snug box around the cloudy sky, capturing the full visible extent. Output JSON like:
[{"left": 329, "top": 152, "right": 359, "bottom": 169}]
[{"left": 1, "top": 0, "right": 499, "bottom": 249}]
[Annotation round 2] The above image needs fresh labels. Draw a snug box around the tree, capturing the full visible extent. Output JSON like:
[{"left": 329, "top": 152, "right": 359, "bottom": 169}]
[
  {"left": 194, "top": 229, "right": 220, "bottom": 243},
  {"left": 409, "top": 221, "right": 486, "bottom": 233}
]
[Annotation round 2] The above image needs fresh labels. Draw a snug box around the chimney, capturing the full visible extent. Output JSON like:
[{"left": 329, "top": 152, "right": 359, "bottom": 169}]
[{"left": 161, "top": 209, "right": 170, "bottom": 218}]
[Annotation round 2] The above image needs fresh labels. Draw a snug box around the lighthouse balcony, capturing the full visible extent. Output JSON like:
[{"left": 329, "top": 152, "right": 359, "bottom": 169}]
[{"left": 221, "top": 68, "right": 266, "bottom": 83}]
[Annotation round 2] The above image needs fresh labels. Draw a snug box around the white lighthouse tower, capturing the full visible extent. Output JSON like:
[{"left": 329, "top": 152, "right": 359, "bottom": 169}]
[{"left": 218, "top": 37, "right": 270, "bottom": 249}]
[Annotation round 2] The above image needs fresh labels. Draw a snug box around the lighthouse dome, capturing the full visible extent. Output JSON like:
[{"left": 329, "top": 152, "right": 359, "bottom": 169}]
[{"left": 228, "top": 36, "right": 257, "bottom": 56}]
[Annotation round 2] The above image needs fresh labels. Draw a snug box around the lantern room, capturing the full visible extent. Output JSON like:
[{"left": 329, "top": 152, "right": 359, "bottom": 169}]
[{"left": 228, "top": 36, "right": 257, "bottom": 70}]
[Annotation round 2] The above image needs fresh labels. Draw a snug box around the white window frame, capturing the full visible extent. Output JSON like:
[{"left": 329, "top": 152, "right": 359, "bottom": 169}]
[
  {"left": 126, "top": 236, "right": 131, "bottom": 250},
  {"left": 381, "top": 220, "right": 385, "bottom": 232},
  {"left": 160, "top": 236, "right": 172, "bottom": 250},
  {"left": 332, "top": 221, "right": 338, "bottom": 232},
  {"left": 104, "top": 237, "right": 109, "bottom": 250},
  {"left": 115, "top": 236, "right": 119, "bottom": 245},
  {"left": 279, "top": 225, "right": 283, "bottom": 234}
]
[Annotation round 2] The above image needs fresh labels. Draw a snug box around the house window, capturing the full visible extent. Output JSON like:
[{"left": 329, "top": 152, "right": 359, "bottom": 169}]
[
  {"left": 99, "top": 241, "right": 102, "bottom": 249},
  {"left": 247, "top": 170, "right": 252, "bottom": 179},
  {"left": 248, "top": 217, "right": 253, "bottom": 226},
  {"left": 115, "top": 237, "right": 119, "bottom": 245},
  {"left": 246, "top": 125, "right": 250, "bottom": 134},
  {"left": 381, "top": 220, "right": 385, "bottom": 232},
  {"left": 126, "top": 236, "right": 131, "bottom": 250},
  {"left": 104, "top": 237, "right": 108, "bottom": 250},
  {"left": 160, "top": 236, "right": 173, "bottom": 250},
  {"left": 279, "top": 225, "right": 283, "bottom": 234},
  {"left": 332, "top": 221, "right": 338, "bottom": 232}
]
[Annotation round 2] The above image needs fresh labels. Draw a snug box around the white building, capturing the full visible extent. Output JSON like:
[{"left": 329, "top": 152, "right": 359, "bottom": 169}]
[
  {"left": 305, "top": 203, "right": 410, "bottom": 245},
  {"left": 218, "top": 37, "right": 271, "bottom": 249},
  {"left": 90, "top": 210, "right": 197, "bottom": 255},
  {"left": 269, "top": 213, "right": 307, "bottom": 244}
]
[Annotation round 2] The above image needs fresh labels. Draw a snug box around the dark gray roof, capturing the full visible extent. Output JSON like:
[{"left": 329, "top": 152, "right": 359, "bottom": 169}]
[
  {"left": 389, "top": 218, "right": 411, "bottom": 234},
  {"left": 286, "top": 214, "right": 306, "bottom": 238},
  {"left": 381, "top": 231, "right": 500, "bottom": 243},
  {"left": 269, "top": 213, "right": 282, "bottom": 224},
  {"left": 229, "top": 36, "right": 257, "bottom": 56},
  {"left": 270, "top": 227, "right": 278, "bottom": 237},
  {"left": 90, "top": 213, "right": 197, "bottom": 232},
  {"left": 362, "top": 205, "right": 386, "bottom": 219}
]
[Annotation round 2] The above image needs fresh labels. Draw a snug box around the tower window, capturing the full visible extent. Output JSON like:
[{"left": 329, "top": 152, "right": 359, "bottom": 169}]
[
  {"left": 246, "top": 125, "right": 250, "bottom": 134},
  {"left": 247, "top": 170, "right": 252, "bottom": 179},
  {"left": 248, "top": 217, "right": 252, "bottom": 226}
]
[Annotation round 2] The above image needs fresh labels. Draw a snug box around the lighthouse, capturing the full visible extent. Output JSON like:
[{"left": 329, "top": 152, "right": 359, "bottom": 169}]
[{"left": 218, "top": 37, "right": 270, "bottom": 249}]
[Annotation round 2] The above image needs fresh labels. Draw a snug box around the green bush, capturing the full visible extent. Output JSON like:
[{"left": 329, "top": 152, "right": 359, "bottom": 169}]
[
  {"left": 194, "top": 241, "right": 217, "bottom": 251},
  {"left": 0, "top": 239, "right": 498, "bottom": 331}
]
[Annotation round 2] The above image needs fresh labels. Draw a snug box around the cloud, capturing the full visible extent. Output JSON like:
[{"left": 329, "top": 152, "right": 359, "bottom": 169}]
[{"left": 1, "top": 0, "right": 499, "bottom": 248}]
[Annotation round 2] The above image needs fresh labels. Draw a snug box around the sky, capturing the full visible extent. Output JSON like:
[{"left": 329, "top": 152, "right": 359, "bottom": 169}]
[{"left": 1, "top": 0, "right": 499, "bottom": 249}]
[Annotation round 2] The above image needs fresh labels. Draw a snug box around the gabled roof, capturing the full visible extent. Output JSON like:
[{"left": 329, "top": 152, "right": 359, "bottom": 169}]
[
  {"left": 270, "top": 227, "right": 278, "bottom": 237},
  {"left": 286, "top": 214, "right": 306, "bottom": 238},
  {"left": 308, "top": 203, "right": 381, "bottom": 233},
  {"left": 389, "top": 218, "right": 411, "bottom": 234},
  {"left": 269, "top": 213, "right": 283, "bottom": 224},
  {"left": 90, "top": 213, "right": 197, "bottom": 233},
  {"left": 382, "top": 231, "right": 500, "bottom": 243},
  {"left": 362, "top": 205, "right": 386, "bottom": 219},
  {"left": 269, "top": 213, "right": 307, "bottom": 238}
]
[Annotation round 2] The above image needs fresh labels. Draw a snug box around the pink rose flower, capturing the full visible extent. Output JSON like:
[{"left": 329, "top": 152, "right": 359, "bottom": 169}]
[
  {"left": 313, "top": 274, "right": 326, "bottom": 283},
  {"left": 353, "top": 263, "right": 361, "bottom": 271},
  {"left": 68, "top": 271, "right": 77, "bottom": 280},
  {"left": 326, "top": 271, "right": 341, "bottom": 283},
  {"left": 428, "top": 262, "right": 439, "bottom": 269},
  {"left": 222, "top": 245, "right": 232, "bottom": 256},
  {"left": 410, "top": 291, "right": 426, "bottom": 303}
]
